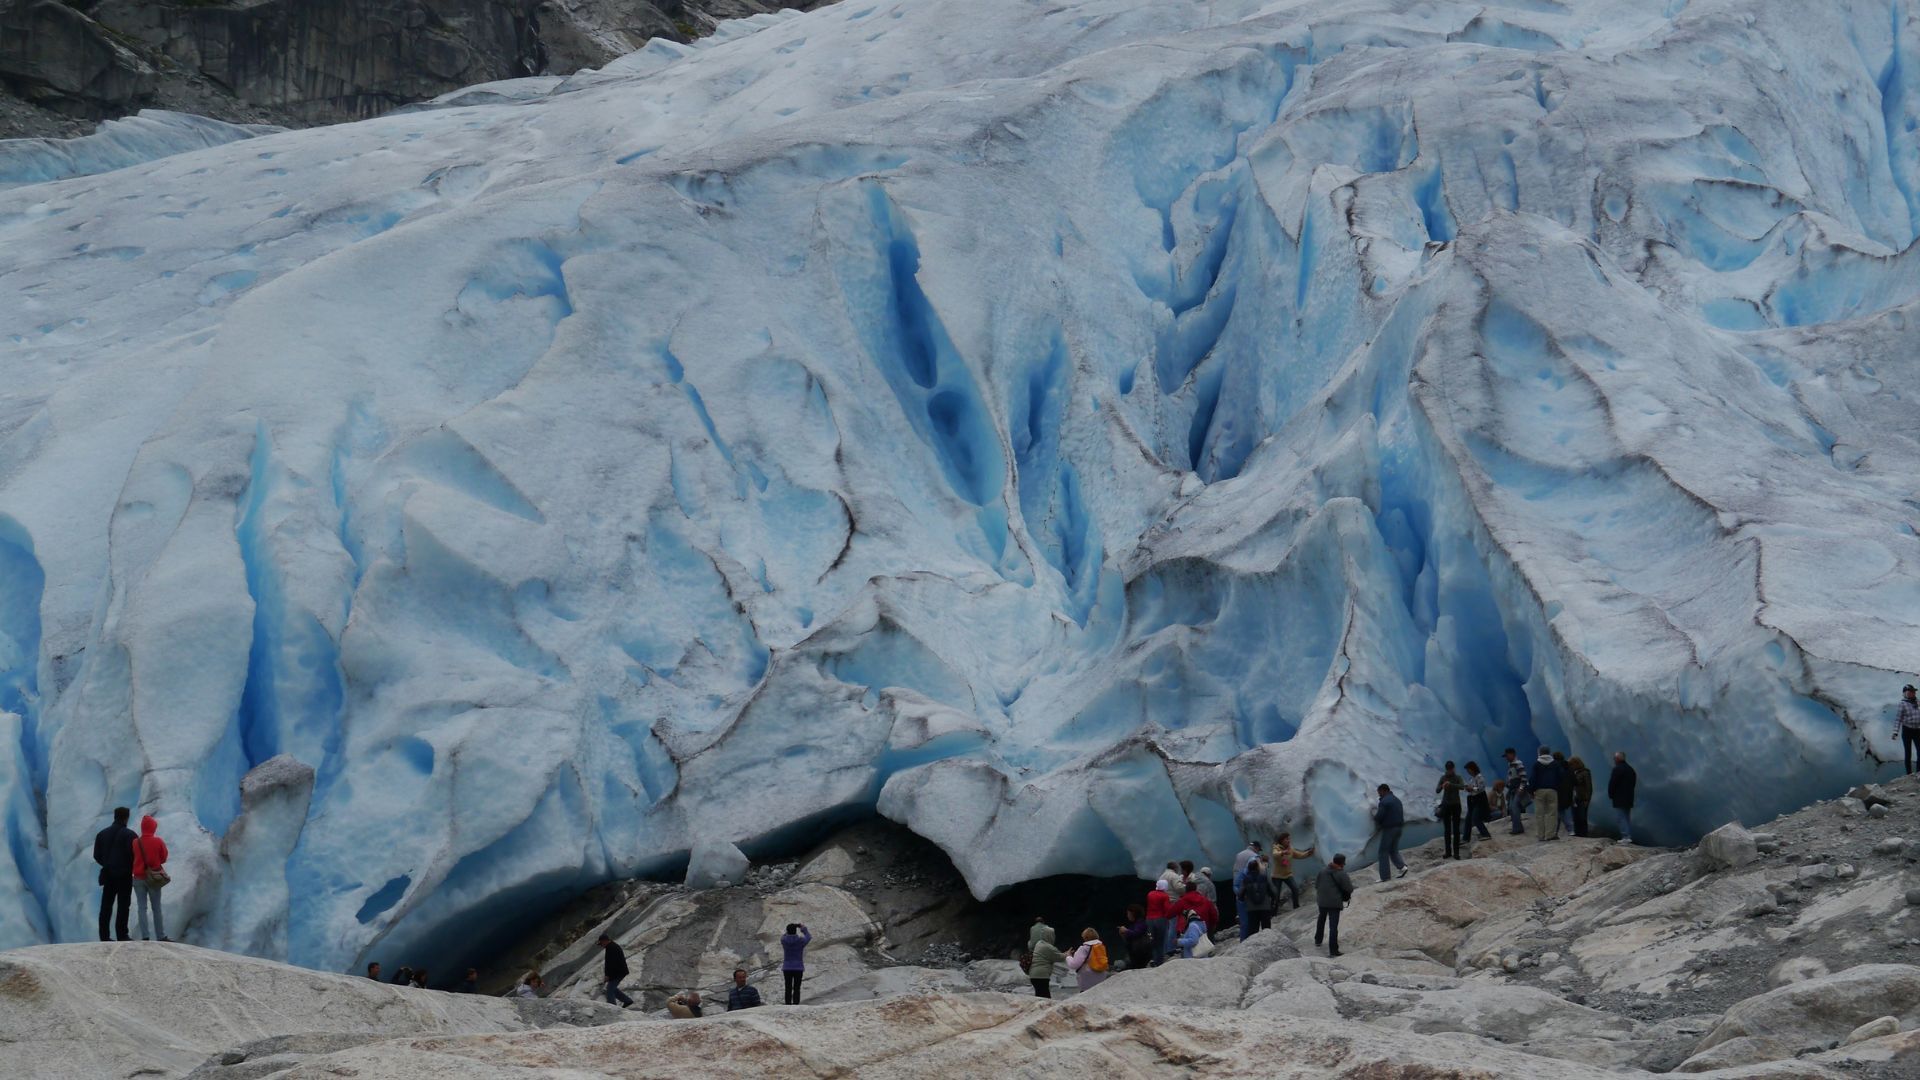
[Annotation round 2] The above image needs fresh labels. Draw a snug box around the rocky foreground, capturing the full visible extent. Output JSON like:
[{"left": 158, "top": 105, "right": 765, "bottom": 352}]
[{"left": 6, "top": 779, "right": 1920, "bottom": 1078}]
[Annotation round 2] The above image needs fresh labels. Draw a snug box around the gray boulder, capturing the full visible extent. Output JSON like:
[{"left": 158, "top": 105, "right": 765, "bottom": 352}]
[
  {"left": 1679, "top": 964, "right": 1920, "bottom": 1071},
  {"left": 1695, "top": 823, "right": 1758, "bottom": 873}
]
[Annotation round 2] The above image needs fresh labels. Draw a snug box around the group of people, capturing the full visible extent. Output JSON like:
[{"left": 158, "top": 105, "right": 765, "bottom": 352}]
[
  {"left": 90, "top": 807, "right": 169, "bottom": 943},
  {"left": 573, "top": 923, "right": 810, "bottom": 1014},
  {"left": 366, "top": 961, "right": 481, "bottom": 993}
]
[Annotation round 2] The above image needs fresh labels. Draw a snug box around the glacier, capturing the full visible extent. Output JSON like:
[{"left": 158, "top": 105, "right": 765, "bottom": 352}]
[{"left": 0, "top": 0, "right": 1917, "bottom": 974}]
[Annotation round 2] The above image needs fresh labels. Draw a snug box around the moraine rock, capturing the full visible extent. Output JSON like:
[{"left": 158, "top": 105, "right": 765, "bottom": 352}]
[
  {"left": 1678, "top": 964, "right": 1920, "bottom": 1071},
  {"left": 1696, "top": 823, "right": 1759, "bottom": 873}
]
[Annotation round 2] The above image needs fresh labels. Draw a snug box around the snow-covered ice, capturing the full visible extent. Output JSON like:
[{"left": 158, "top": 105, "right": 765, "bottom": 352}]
[{"left": 0, "top": 0, "right": 1916, "bottom": 975}]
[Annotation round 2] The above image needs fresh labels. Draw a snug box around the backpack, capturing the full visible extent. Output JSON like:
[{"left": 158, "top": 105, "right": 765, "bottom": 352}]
[
  {"left": 1018, "top": 950, "right": 1032, "bottom": 972},
  {"left": 1088, "top": 941, "right": 1108, "bottom": 972},
  {"left": 139, "top": 837, "right": 170, "bottom": 888}
]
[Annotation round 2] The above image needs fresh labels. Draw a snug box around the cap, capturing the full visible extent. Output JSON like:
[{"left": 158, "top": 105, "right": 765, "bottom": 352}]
[{"left": 1906, "top": 684, "right": 1917, "bottom": 692}]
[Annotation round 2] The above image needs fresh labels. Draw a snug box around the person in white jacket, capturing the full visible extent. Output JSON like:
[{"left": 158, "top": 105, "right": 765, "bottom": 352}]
[{"left": 1065, "top": 927, "right": 1109, "bottom": 991}]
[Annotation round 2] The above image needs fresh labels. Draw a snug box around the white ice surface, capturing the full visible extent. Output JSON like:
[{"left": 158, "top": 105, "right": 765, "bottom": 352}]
[{"left": 0, "top": 0, "right": 1917, "bottom": 975}]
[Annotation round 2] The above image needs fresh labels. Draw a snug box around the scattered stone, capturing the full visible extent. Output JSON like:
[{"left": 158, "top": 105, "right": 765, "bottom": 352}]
[
  {"left": 1837, "top": 798, "right": 1866, "bottom": 817},
  {"left": 1871, "top": 804, "right": 1891, "bottom": 819},
  {"left": 1847, "top": 784, "right": 1894, "bottom": 808},
  {"left": 1843, "top": 1016, "right": 1901, "bottom": 1046},
  {"left": 1746, "top": 899, "right": 1778, "bottom": 917},
  {"left": 1502, "top": 956, "right": 1521, "bottom": 973},
  {"left": 1906, "top": 888, "right": 1920, "bottom": 907},
  {"left": 1836, "top": 863, "right": 1858, "bottom": 880},
  {"left": 1873, "top": 837, "right": 1905, "bottom": 855},
  {"left": 1697, "top": 823, "right": 1759, "bottom": 871}
]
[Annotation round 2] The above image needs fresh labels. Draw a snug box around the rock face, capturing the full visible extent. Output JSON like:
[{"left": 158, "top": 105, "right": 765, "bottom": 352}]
[
  {"left": 0, "top": 0, "right": 829, "bottom": 136},
  {"left": 11, "top": 781, "right": 1920, "bottom": 1079}
]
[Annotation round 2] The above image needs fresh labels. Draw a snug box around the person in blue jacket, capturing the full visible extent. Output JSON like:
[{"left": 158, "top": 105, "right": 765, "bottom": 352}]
[{"left": 1373, "top": 784, "right": 1406, "bottom": 882}]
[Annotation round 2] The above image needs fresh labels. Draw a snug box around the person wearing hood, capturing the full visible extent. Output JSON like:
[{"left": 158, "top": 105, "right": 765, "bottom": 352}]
[
  {"left": 1176, "top": 909, "right": 1209, "bottom": 959},
  {"left": 1065, "top": 927, "right": 1109, "bottom": 991},
  {"left": 1025, "top": 923, "right": 1064, "bottom": 998},
  {"left": 1568, "top": 756, "right": 1595, "bottom": 837},
  {"left": 1144, "top": 880, "right": 1174, "bottom": 965},
  {"left": 1529, "top": 748, "right": 1564, "bottom": 840},
  {"left": 130, "top": 814, "right": 170, "bottom": 942},
  {"left": 1373, "top": 785, "right": 1406, "bottom": 881}
]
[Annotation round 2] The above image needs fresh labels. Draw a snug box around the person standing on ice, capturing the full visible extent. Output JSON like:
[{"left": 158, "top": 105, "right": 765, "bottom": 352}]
[
  {"left": 596, "top": 934, "right": 634, "bottom": 1008},
  {"left": 1568, "top": 756, "right": 1595, "bottom": 838},
  {"left": 780, "top": 922, "right": 811, "bottom": 1004},
  {"left": 1529, "top": 748, "right": 1564, "bottom": 841},
  {"left": 1896, "top": 685, "right": 1920, "bottom": 775},
  {"left": 1435, "top": 763, "right": 1465, "bottom": 860},
  {"left": 1314, "top": 854, "right": 1355, "bottom": 957},
  {"left": 130, "top": 814, "right": 170, "bottom": 941},
  {"left": 1372, "top": 784, "right": 1406, "bottom": 881},
  {"left": 1270, "top": 833, "right": 1314, "bottom": 910},
  {"left": 92, "top": 806, "right": 137, "bottom": 942}
]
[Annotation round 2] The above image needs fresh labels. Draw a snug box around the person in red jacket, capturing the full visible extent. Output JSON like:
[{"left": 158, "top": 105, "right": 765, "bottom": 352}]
[
  {"left": 1144, "top": 880, "right": 1174, "bottom": 966},
  {"left": 131, "top": 815, "right": 170, "bottom": 942},
  {"left": 1176, "top": 884, "right": 1218, "bottom": 937}
]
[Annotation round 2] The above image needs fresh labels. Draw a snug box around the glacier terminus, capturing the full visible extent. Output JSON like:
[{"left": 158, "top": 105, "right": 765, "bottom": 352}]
[{"left": 0, "top": 0, "right": 1917, "bottom": 978}]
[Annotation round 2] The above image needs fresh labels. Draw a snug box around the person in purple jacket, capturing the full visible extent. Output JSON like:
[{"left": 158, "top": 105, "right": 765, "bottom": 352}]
[{"left": 781, "top": 922, "right": 812, "bottom": 1004}]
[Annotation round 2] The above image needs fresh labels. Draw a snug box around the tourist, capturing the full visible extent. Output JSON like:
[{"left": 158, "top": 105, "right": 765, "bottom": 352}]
[
  {"left": 1489, "top": 778, "right": 1507, "bottom": 823},
  {"left": 1118, "top": 904, "right": 1152, "bottom": 970},
  {"left": 1270, "top": 832, "right": 1314, "bottom": 909},
  {"left": 367, "top": 962, "right": 382, "bottom": 981},
  {"left": 130, "top": 814, "right": 170, "bottom": 942},
  {"left": 781, "top": 922, "right": 811, "bottom": 1004},
  {"left": 1176, "top": 909, "right": 1209, "bottom": 958},
  {"left": 410, "top": 968, "right": 429, "bottom": 989},
  {"left": 1435, "top": 762, "right": 1465, "bottom": 860},
  {"left": 1608, "top": 752, "right": 1638, "bottom": 843},
  {"left": 1504, "top": 748, "right": 1530, "bottom": 835},
  {"left": 667, "top": 989, "right": 703, "bottom": 1018},
  {"left": 1464, "top": 761, "right": 1493, "bottom": 842},
  {"left": 392, "top": 965, "right": 413, "bottom": 985},
  {"left": 1025, "top": 925, "right": 1064, "bottom": 998},
  {"left": 460, "top": 968, "right": 480, "bottom": 993},
  {"left": 1145, "top": 879, "right": 1174, "bottom": 965},
  {"left": 1569, "top": 756, "right": 1594, "bottom": 838},
  {"left": 1183, "top": 860, "right": 1215, "bottom": 904},
  {"left": 92, "top": 806, "right": 137, "bottom": 942},
  {"left": 1553, "top": 751, "right": 1575, "bottom": 834},
  {"left": 1314, "top": 854, "right": 1355, "bottom": 957},
  {"left": 1373, "top": 784, "right": 1406, "bottom": 881},
  {"left": 1530, "top": 748, "right": 1564, "bottom": 841},
  {"left": 1898, "top": 685, "right": 1920, "bottom": 775},
  {"left": 1176, "top": 878, "right": 1218, "bottom": 935},
  {"left": 597, "top": 933, "right": 634, "bottom": 1007},
  {"left": 1234, "top": 839, "right": 1261, "bottom": 876},
  {"left": 726, "top": 968, "right": 762, "bottom": 1010},
  {"left": 509, "top": 972, "right": 543, "bottom": 998},
  {"left": 1066, "top": 928, "right": 1109, "bottom": 991},
  {"left": 1237, "top": 856, "right": 1276, "bottom": 938}
]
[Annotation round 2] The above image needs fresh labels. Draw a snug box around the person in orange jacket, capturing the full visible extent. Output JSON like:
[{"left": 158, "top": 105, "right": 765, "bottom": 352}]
[{"left": 131, "top": 815, "right": 170, "bottom": 942}]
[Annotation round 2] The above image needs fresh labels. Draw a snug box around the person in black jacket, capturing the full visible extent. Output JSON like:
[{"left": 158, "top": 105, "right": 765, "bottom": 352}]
[
  {"left": 1608, "top": 752, "right": 1638, "bottom": 844},
  {"left": 597, "top": 933, "right": 634, "bottom": 1007},
  {"left": 92, "top": 807, "right": 137, "bottom": 942}
]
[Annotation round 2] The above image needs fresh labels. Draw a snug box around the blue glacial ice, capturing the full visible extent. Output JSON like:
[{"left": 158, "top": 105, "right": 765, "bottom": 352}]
[{"left": 0, "top": 0, "right": 1917, "bottom": 973}]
